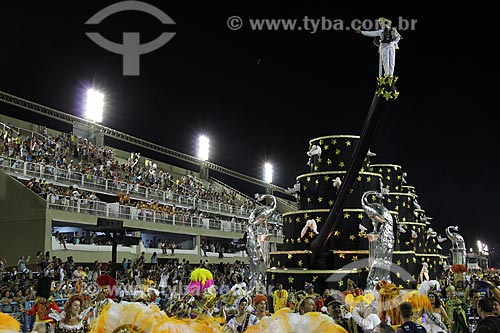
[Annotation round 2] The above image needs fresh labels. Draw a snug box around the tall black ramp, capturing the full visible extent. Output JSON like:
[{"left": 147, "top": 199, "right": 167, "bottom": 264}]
[{"left": 310, "top": 78, "right": 399, "bottom": 255}]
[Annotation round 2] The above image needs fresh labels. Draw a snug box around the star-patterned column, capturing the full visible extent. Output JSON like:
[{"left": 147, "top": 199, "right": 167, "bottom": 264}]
[
  {"left": 368, "top": 164, "right": 404, "bottom": 192},
  {"left": 306, "top": 135, "right": 372, "bottom": 174}
]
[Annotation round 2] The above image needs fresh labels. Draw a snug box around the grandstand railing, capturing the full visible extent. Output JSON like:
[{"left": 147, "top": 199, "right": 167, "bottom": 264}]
[
  {"left": 0, "top": 156, "right": 283, "bottom": 224},
  {"left": 46, "top": 195, "right": 283, "bottom": 238}
]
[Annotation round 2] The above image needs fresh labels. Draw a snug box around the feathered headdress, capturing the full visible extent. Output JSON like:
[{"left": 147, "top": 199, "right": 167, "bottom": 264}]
[
  {"left": 96, "top": 274, "right": 117, "bottom": 298},
  {"left": 0, "top": 313, "right": 20, "bottom": 333},
  {"left": 451, "top": 264, "right": 467, "bottom": 274},
  {"left": 188, "top": 267, "right": 215, "bottom": 295}
]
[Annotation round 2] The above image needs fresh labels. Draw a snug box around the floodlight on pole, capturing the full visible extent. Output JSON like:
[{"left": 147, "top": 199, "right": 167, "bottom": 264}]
[
  {"left": 85, "top": 88, "right": 104, "bottom": 123},
  {"left": 198, "top": 135, "right": 209, "bottom": 161},
  {"left": 264, "top": 162, "right": 273, "bottom": 183}
]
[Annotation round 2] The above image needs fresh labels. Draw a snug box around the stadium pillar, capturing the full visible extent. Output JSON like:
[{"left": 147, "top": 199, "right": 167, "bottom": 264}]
[
  {"left": 73, "top": 121, "right": 104, "bottom": 146},
  {"left": 199, "top": 161, "right": 209, "bottom": 181}
]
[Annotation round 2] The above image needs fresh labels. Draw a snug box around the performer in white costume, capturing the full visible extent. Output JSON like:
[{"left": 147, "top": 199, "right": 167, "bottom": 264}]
[{"left": 356, "top": 17, "right": 402, "bottom": 77}]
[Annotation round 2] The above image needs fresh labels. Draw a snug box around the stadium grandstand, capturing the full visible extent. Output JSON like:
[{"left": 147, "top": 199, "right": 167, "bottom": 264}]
[{"left": 0, "top": 89, "right": 293, "bottom": 272}]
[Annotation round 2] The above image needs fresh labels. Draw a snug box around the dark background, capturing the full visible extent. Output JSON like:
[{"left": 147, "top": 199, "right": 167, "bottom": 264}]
[{"left": 1, "top": 2, "right": 498, "bottom": 265}]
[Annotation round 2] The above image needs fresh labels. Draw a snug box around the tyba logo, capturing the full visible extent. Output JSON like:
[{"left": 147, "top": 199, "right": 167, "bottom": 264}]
[{"left": 85, "top": 1, "right": 176, "bottom": 76}]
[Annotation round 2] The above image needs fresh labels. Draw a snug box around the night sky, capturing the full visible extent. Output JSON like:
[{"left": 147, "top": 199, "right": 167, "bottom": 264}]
[{"left": 1, "top": 3, "right": 498, "bottom": 264}]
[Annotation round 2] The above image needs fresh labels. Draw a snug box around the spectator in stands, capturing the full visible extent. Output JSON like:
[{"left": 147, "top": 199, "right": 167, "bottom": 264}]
[
  {"left": 151, "top": 252, "right": 158, "bottom": 270},
  {"left": 17, "top": 255, "right": 31, "bottom": 275},
  {"left": 55, "top": 231, "right": 68, "bottom": 250},
  {"left": 13, "top": 289, "right": 27, "bottom": 306},
  {"left": 36, "top": 251, "right": 44, "bottom": 272},
  {"left": 0, "top": 257, "right": 6, "bottom": 272},
  {"left": 1, "top": 290, "right": 13, "bottom": 311}
]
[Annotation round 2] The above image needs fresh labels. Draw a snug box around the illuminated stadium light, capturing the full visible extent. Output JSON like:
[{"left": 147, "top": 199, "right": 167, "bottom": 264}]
[
  {"left": 85, "top": 88, "right": 104, "bottom": 123},
  {"left": 264, "top": 162, "right": 273, "bottom": 183},
  {"left": 478, "top": 240, "right": 489, "bottom": 255},
  {"left": 198, "top": 135, "right": 209, "bottom": 161}
]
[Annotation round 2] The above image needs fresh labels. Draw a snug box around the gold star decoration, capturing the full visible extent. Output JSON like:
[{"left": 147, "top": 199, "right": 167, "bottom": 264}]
[
  {"left": 396, "top": 272, "right": 401, "bottom": 278},
  {"left": 327, "top": 159, "right": 332, "bottom": 165},
  {"left": 314, "top": 166, "right": 319, "bottom": 171},
  {"left": 358, "top": 213, "right": 364, "bottom": 220},
  {"left": 324, "top": 145, "right": 329, "bottom": 150},
  {"left": 295, "top": 217, "right": 301, "bottom": 223},
  {"left": 349, "top": 235, "right": 356, "bottom": 241},
  {"left": 285, "top": 239, "right": 289, "bottom": 244},
  {"left": 315, "top": 179, "right": 319, "bottom": 185},
  {"left": 317, "top": 157, "right": 322, "bottom": 163},
  {"left": 345, "top": 140, "right": 351, "bottom": 146},
  {"left": 288, "top": 253, "right": 293, "bottom": 259},
  {"left": 344, "top": 212, "right": 350, "bottom": 219},
  {"left": 332, "top": 139, "right": 337, "bottom": 145},
  {"left": 309, "top": 232, "right": 315, "bottom": 238},
  {"left": 338, "top": 280, "right": 344, "bottom": 287},
  {"left": 306, "top": 177, "right": 311, "bottom": 182},
  {"left": 307, "top": 197, "right": 311, "bottom": 203},
  {"left": 357, "top": 176, "right": 362, "bottom": 181},
  {"left": 312, "top": 276, "right": 318, "bottom": 282},
  {"left": 335, "top": 149, "right": 340, "bottom": 155},
  {"left": 297, "top": 238, "right": 301, "bottom": 243},
  {"left": 324, "top": 175, "right": 330, "bottom": 181},
  {"left": 334, "top": 230, "right": 340, "bottom": 237},
  {"left": 358, "top": 231, "right": 366, "bottom": 237},
  {"left": 291, "top": 239, "right": 294, "bottom": 244},
  {"left": 288, "top": 276, "right": 294, "bottom": 283},
  {"left": 383, "top": 90, "right": 393, "bottom": 100},
  {"left": 366, "top": 176, "right": 371, "bottom": 182},
  {"left": 352, "top": 256, "right": 358, "bottom": 261},
  {"left": 339, "top": 162, "right": 345, "bottom": 168},
  {"left": 277, "top": 261, "right": 281, "bottom": 266},
  {"left": 271, "top": 274, "right": 275, "bottom": 280},
  {"left": 412, "top": 257, "right": 417, "bottom": 263},
  {"left": 298, "top": 260, "right": 303, "bottom": 267},
  {"left": 329, "top": 200, "right": 334, "bottom": 206},
  {"left": 318, "top": 197, "right": 323, "bottom": 203},
  {"left": 316, "top": 216, "right": 322, "bottom": 223},
  {"left": 406, "top": 258, "right": 409, "bottom": 263},
  {"left": 304, "top": 238, "right": 310, "bottom": 244},
  {"left": 396, "top": 260, "right": 401, "bottom": 266},
  {"left": 339, "top": 253, "right": 345, "bottom": 258}
]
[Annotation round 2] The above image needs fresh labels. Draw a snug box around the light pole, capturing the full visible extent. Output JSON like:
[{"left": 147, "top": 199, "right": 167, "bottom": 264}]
[
  {"left": 74, "top": 88, "right": 105, "bottom": 146},
  {"left": 264, "top": 162, "right": 273, "bottom": 195},
  {"left": 198, "top": 135, "right": 209, "bottom": 180},
  {"left": 85, "top": 88, "right": 104, "bottom": 123}
]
